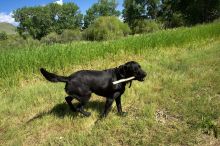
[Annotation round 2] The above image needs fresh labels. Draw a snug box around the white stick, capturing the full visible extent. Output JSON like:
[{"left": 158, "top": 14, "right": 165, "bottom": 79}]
[{"left": 113, "top": 76, "right": 135, "bottom": 85}]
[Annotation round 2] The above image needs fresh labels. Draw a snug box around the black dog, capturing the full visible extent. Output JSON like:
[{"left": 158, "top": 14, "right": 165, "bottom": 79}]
[{"left": 40, "top": 61, "right": 146, "bottom": 117}]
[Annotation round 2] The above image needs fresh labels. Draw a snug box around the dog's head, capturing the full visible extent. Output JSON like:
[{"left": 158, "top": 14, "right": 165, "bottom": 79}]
[{"left": 118, "top": 61, "right": 147, "bottom": 82}]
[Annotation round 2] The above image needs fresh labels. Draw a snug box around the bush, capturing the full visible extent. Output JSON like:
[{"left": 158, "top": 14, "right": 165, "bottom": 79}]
[
  {"left": 83, "top": 16, "right": 131, "bottom": 41},
  {"left": 0, "top": 34, "right": 40, "bottom": 50},
  {"left": 60, "top": 29, "right": 82, "bottom": 43},
  {"left": 41, "top": 32, "right": 61, "bottom": 44},
  {"left": 41, "top": 29, "right": 82, "bottom": 44},
  {"left": 132, "top": 20, "right": 162, "bottom": 34},
  {"left": 213, "top": 17, "right": 220, "bottom": 23},
  {"left": 0, "top": 31, "right": 8, "bottom": 40},
  {"left": 167, "top": 13, "right": 185, "bottom": 28}
]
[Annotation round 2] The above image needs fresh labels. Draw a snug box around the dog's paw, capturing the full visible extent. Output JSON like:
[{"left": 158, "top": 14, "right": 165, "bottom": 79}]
[
  {"left": 70, "top": 107, "right": 77, "bottom": 112},
  {"left": 100, "top": 113, "right": 107, "bottom": 119},
  {"left": 83, "top": 111, "right": 91, "bottom": 117},
  {"left": 117, "top": 112, "right": 128, "bottom": 117}
]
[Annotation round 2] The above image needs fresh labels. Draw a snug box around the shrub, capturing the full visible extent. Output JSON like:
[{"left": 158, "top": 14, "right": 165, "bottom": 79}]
[
  {"left": 0, "top": 31, "right": 8, "bottom": 40},
  {"left": 167, "top": 13, "right": 185, "bottom": 28},
  {"left": 41, "top": 30, "right": 83, "bottom": 44},
  {"left": 214, "top": 17, "right": 220, "bottom": 23},
  {"left": 0, "top": 34, "right": 40, "bottom": 50},
  {"left": 83, "top": 16, "right": 131, "bottom": 41},
  {"left": 41, "top": 32, "right": 61, "bottom": 44},
  {"left": 60, "top": 29, "right": 82, "bottom": 43},
  {"left": 132, "top": 19, "right": 162, "bottom": 34}
]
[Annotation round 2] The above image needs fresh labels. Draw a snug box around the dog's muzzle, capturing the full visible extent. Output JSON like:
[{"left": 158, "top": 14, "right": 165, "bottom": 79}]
[{"left": 136, "top": 70, "right": 147, "bottom": 81}]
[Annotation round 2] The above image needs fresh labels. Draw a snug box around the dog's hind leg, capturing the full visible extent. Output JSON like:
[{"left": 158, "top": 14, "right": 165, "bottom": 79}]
[
  {"left": 76, "top": 101, "right": 91, "bottom": 117},
  {"left": 65, "top": 96, "right": 77, "bottom": 112},
  {"left": 73, "top": 93, "right": 92, "bottom": 117},
  {"left": 65, "top": 94, "right": 91, "bottom": 116},
  {"left": 101, "top": 98, "right": 114, "bottom": 118}
]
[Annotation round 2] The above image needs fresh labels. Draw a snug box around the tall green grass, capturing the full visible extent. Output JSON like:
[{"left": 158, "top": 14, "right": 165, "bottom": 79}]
[
  {"left": 0, "top": 22, "right": 220, "bottom": 88},
  {"left": 1, "top": 40, "right": 220, "bottom": 146}
]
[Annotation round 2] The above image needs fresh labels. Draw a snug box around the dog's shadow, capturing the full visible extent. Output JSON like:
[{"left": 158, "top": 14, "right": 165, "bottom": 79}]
[{"left": 27, "top": 100, "right": 105, "bottom": 123}]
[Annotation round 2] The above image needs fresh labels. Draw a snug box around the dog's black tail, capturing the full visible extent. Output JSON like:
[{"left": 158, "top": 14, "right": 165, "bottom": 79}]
[{"left": 40, "top": 68, "right": 69, "bottom": 83}]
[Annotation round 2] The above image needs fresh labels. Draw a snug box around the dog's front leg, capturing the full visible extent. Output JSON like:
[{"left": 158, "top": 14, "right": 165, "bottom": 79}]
[
  {"left": 115, "top": 96, "right": 122, "bottom": 113},
  {"left": 101, "top": 92, "right": 121, "bottom": 118},
  {"left": 115, "top": 96, "right": 128, "bottom": 117}
]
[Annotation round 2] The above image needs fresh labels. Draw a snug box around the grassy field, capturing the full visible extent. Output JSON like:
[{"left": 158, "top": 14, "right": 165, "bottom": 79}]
[{"left": 0, "top": 22, "right": 220, "bottom": 145}]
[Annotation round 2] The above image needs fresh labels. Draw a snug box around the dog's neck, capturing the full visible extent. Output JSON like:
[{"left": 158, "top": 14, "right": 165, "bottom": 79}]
[
  {"left": 114, "top": 67, "right": 125, "bottom": 80},
  {"left": 114, "top": 67, "right": 133, "bottom": 88}
]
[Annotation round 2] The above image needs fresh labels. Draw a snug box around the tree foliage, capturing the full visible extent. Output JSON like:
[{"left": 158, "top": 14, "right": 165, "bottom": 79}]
[
  {"left": 11, "top": 0, "right": 220, "bottom": 40},
  {"left": 158, "top": 0, "right": 185, "bottom": 28},
  {"left": 123, "top": 0, "right": 220, "bottom": 28},
  {"left": 158, "top": 0, "right": 220, "bottom": 27},
  {"left": 83, "top": 0, "right": 120, "bottom": 29},
  {"left": 122, "top": 0, "right": 160, "bottom": 30},
  {"left": 13, "top": 3, "right": 82, "bottom": 40},
  {"left": 177, "top": 0, "right": 220, "bottom": 25}
]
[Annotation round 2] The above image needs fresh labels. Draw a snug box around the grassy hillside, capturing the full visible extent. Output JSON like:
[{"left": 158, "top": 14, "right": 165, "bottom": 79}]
[
  {"left": 0, "top": 22, "right": 16, "bottom": 34},
  {"left": 0, "top": 22, "right": 220, "bottom": 145}
]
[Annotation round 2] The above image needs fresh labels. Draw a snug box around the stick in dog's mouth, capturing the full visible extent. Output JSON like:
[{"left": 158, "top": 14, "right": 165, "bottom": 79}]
[{"left": 113, "top": 76, "right": 135, "bottom": 85}]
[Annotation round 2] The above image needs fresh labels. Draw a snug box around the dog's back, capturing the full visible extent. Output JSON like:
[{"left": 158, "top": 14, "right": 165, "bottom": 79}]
[{"left": 67, "top": 69, "right": 115, "bottom": 97}]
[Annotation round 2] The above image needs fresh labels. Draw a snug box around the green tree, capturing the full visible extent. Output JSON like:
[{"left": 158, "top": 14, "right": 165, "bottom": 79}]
[
  {"left": 122, "top": 0, "right": 160, "bottom": 29},
  {"left": 147, "top": 0, "right": 160, "bottom": 19},
  {"left": 83, "top": 0, "right": 120, "bottom": 29},
  {"left": 13, "top": 6, "right": 53, "bottom": 40},
  {"left": 48, "top": 3, "right": 83, "bottom": 33},
  {"left": 177, "top": 0, "right": 220, "bottom": 25},
  {"left": 158, "top": 0, "right": 185, "bottom": 28},
  {"left": 123, "top": 0, "right": 220, "bottom": 28},
  {"left": 122, "top": 0, "right": 143, "bottom": 27},
  {"left": 13, "top": 3, "right": 82, "bottom": 40},
  {"left": 158, "top": 0, "right": 220, "bottom": 27}
]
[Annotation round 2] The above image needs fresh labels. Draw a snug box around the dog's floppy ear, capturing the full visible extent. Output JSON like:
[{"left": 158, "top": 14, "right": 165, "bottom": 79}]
[
  {"left": 124, "top": 63, "right": 135, "bottom": 72},
  {"left": 118, "top": 65, "right": 125, "bottom": 78},
  {"left": 118, "top": 63, "right": 133, "bottom": 78},
  {"left": 123, "top": 64, "right": 128, "bottom": 71}
]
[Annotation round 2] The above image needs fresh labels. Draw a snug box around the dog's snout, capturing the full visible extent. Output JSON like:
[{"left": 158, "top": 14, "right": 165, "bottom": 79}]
[
  {"left": 135, "top": 69, "right": 147, "bottom": 81},
  {"left": 143, "top": 71, "right": 147, "bottom": 77},
  {"left": 140, "top": 70, "right": 147, "bottom": 77}
]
